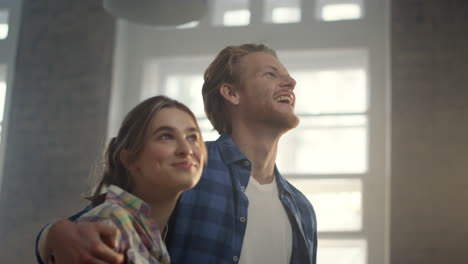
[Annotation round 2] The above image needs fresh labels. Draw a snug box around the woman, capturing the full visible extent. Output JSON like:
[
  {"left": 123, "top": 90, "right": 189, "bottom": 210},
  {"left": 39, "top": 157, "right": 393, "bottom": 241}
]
[{"left": 77, "top": 95, "right": 207, "bottom": 264}]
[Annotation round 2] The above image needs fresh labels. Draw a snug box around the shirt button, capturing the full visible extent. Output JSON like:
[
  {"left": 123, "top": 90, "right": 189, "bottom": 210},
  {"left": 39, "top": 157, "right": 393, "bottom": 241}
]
[
  {"left": 233, "top": 256, "right": 239, "bottom": 261},
  {"left": 240, "top": 217, "right": 246, "bottom": 222},
  {"left": 242, "top": 160, "right": 250, "bottom": 168},
  {"left": 241, "top": 186, "right": 246, "bottom": 192}
]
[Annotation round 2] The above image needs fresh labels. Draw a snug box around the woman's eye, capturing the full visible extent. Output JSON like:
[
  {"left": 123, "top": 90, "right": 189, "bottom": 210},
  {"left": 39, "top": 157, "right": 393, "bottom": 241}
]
[
  {"left": 159, "top": 133, "right": 173, "bottom": 140},
  {"left": 187, "top": 134, "right": 199, "bottom": 142}
]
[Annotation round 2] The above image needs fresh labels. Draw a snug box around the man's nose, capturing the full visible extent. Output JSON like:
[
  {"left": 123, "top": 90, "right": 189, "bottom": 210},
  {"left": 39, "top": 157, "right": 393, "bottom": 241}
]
[{"left": 281, "top": 75, "right": 296, "bottom": 90}]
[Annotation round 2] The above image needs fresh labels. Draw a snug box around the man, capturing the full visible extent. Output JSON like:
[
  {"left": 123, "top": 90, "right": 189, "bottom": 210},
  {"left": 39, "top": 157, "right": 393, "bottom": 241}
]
[{"left": 36, "top": 43, "right": 317, "bottom": 264}]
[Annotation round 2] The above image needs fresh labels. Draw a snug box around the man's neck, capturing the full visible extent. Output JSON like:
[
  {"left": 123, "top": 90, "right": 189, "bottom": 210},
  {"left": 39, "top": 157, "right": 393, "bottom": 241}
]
[{"left": 231, "top": 123, "right": 283, "bottom": 184}]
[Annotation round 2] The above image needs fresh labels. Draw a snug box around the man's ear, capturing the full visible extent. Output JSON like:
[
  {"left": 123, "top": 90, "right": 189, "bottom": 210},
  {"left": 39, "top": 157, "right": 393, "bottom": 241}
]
[{"left": 219, "top": 83, "right": 240, "bottom": 105}]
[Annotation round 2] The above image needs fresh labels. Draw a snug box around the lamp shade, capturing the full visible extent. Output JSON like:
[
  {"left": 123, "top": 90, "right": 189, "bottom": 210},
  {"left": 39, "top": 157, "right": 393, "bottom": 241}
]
[{"left": 103, "top": 0, "right": 207, "bottom": 26}]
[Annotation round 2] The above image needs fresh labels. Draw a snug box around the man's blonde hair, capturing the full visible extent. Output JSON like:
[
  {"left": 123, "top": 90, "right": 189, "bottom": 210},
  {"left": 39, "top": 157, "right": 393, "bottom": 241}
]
[{"left": 202, "top": 43, "right": 277, "bottom": 134}]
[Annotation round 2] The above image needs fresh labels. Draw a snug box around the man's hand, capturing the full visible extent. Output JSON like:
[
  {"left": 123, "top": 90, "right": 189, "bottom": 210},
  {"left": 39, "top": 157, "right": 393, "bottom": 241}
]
[{"left": 44, "top": 219, "right": 124, "bottom": 264}]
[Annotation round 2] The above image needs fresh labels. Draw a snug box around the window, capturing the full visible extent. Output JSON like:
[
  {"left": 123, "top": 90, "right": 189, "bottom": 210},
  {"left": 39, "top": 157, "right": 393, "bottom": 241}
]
[
  {"left": 0, "top": 9, "right": 9, "bottom": 39},
  {"left": 290, "top": 178, "right": 363, "bottom": 231},
  {"left": 316, "top": 0, "right": 364, "bottom": 21},
  {"left": 0, "top": 1, "right": 23, "bottom": 189},
  {"left": 264, "top": 0, "right": 301, "bottom": 24},
  {"left": 277, "top": 50, "right": 368, "bottom": 174},
  {"left": 318, "top": 239, "right": 367, "bottom": 264},
  {"left": 0, "top": 65, "right": 6, "bottom": 141},
  {"left": 110, "top": 0, "right": 389, "bottom": 263},
  {"left": 212, "top": 0, "right": 250, "bottom": 26}
]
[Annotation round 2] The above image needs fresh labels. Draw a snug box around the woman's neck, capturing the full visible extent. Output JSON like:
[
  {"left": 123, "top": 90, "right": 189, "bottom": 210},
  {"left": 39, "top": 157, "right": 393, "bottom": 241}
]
[
  {"left": 133, "top": 187, "right": 180, "bottom": 235},
  {"left": 147, "top": 194, "right": 179, "bottom": 234}
]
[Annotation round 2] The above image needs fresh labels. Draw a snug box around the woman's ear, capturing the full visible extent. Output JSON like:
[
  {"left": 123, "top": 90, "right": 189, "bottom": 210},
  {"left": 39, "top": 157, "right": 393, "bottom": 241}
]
[
  {"left": 120, "top": 150, "right": 132, "bottom": 170},
  {"left": 219, "top": 83, "right": 240, "bottom": 106}
]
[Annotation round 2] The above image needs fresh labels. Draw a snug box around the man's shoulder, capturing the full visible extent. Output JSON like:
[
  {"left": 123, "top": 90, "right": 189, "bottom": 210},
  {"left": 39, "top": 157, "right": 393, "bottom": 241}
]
[
  {"left": 279, "top": 176, "right": 315, "bottom": 211},
  {"left": 203, "top": 140, "right": 228, "bottom": 171},
  {"left": 183, "top": 139, "right": 234, "bottom": 193},
  {"left": 205, "top": 140, "right": 219, "bottom": 156},
  {"left": 279, "top": 177, "right": 318, "bottom": 236}
]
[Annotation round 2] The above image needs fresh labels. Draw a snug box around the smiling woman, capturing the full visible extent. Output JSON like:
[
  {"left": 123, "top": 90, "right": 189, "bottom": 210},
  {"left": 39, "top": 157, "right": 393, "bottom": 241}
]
[{"left": 70, "top": 95, "right": 207, "bottom": 264}]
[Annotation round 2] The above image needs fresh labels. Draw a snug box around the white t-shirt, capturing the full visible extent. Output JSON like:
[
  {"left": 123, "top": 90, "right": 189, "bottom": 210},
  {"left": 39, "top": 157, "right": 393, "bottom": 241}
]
[{"left": 239, "top": 176, "right": 292, "bottom": 264}]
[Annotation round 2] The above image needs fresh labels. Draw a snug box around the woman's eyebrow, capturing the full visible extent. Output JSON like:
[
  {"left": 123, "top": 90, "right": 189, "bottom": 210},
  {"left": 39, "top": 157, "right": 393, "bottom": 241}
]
[
  {"left": 151, "top": 126, "right": 174, "bottom": 136},
  {"left": 152, "top": 126, "right": 199, "bottom": 136},
  {"left": 185, "top": 127, "right": 198, "bottom": 133}
]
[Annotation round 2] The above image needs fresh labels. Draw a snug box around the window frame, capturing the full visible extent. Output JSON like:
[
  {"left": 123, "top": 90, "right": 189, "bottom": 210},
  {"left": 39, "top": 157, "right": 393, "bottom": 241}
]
[
  {"left": 108, "top": 0, "right": 390, "bottom": 263},
  {"left": 0, "top": 0, "right": 23, "bottom": 189}
]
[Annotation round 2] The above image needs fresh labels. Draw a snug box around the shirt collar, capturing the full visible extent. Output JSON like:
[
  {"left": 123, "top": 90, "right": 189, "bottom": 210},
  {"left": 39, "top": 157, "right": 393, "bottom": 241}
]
[
  {"left": 105, "top": 185, "right": 152, "bottom": 217},
  {"left": 274, "top": 166, "right": 294, "bottom": 197},
  {"left": 215, "top": 134, "right": 294, "bottom": 197},
  {"left": 215, "top": 134, "right": 248, "bottom": 165}
]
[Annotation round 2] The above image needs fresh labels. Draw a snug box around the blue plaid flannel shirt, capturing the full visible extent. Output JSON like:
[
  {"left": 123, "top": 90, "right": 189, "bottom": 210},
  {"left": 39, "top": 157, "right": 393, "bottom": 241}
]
[
  {"left": 166, "top": 134, "right": 317, "bottom": 264},
  {"left": 35, "top": 134, "right": 317, "bottom": 264}
]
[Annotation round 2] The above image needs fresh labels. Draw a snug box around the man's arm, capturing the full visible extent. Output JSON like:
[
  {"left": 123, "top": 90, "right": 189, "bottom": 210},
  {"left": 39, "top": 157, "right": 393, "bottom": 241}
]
[{"left": 36, "top": 219, "right": 124, "bottom": 264}]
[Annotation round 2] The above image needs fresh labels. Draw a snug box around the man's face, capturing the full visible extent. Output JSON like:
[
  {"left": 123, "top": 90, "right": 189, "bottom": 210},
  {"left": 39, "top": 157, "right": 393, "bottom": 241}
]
[{"left": 235, "top": 52, "right": 299, "bottom": 131}]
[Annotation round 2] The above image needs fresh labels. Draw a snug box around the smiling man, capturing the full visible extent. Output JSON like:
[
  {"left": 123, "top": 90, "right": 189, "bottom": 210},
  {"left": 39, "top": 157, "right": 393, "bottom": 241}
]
[{"left": 36, "top": 44, "right": 317, "bottom": 264}]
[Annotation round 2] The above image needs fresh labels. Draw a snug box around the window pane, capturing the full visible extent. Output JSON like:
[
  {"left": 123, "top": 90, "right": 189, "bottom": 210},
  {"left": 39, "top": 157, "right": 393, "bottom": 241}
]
[
  {"left": 162, "top": 75, "right": 220, "bottom": 141},
  {"left": 277, "top": 115, "right": 367, "bottom": 174},
  {"left": 318, "top": 239, "right": 366, "bottom": 264},
  {"left": 293, "top": 69, "right": 367, "bottom": 114},
  {"left": 223, "top": 9, "right": 250, "bottom": 26},
  {"left": 0, "top": 81, "right": 6, "bottom": 123},
  {"left": 163, "top": 75, "right": 205, "bottom": 118},
  {"left": 213, "top": 0, "right": 250, "bottom": 26},
  {"left": 0, "top": 64, "right": 6, "bottom": 122},
  {"left": 316, "top": 0, "right": 363, "bottom": 21},
  {"left": 198, "top": 119, "right": 220, "bottom": 142},
  {"left": 264, "top": 0, "right": 301, "bottom": 24},
  {"left": 289, "top": 179, "right": 362, "bottom": 231},
  {"left": 0, "top": 9, "right": 8, "bottom": 39},
  {"left": 0, "top": 65, "right": 6, "bottom": 143}
]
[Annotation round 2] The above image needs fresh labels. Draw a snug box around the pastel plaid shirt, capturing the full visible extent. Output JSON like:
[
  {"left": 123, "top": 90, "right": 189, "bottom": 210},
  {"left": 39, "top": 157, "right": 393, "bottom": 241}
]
[
  {"left": 166, "top": 134, "right": 317, "bottom": 264},
  {"left": 77, "top": 185, "right": 170, "bottom": 264}
]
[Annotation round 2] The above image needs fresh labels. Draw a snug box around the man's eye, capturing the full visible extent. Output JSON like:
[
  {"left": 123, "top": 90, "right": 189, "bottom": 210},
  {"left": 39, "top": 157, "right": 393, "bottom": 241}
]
[{"left": 266, "top": 72, "right": 276, "bottom": 77}]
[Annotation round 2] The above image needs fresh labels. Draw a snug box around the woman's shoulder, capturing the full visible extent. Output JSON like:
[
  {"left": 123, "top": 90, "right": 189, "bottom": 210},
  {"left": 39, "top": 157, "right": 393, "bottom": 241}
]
[{"left": 78, "top": 199, "right": 132, "bottom": 223}]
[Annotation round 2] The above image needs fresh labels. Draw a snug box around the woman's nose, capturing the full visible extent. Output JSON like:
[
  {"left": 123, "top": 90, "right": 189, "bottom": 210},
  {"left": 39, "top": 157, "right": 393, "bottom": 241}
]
[{"left": 175, "top": 139, "right": 192, "bottom": 156}]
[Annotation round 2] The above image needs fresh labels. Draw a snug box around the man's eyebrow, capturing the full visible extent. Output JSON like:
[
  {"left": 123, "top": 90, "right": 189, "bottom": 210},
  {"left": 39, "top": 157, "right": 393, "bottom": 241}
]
[{"left": 264, "top": 65, "right": 279, "bottom": 71}]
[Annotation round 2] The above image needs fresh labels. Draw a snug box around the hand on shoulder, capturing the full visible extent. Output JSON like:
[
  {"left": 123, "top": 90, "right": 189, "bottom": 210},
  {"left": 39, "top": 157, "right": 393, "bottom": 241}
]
[{"left": 44, "top": 219, "right": 124, "bottom": 264}]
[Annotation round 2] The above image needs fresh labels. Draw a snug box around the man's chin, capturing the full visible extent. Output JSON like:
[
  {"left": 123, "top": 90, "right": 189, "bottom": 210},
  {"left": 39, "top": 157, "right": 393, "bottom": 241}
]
[
  {"left": 287, "top": 115, "right": 300, "bottom": 129},
  {"left": 275, "top": 113, "right": 300, "bottom": 132}
]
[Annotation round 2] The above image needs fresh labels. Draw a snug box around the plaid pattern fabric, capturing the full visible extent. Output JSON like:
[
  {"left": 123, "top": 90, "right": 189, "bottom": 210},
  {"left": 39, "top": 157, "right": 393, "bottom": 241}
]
[
  {"left": 77, "top": 185, "right": 170, "bottom": 264},
  {"left": 166, "top": 134, "right": 317, "bottom": 264}
]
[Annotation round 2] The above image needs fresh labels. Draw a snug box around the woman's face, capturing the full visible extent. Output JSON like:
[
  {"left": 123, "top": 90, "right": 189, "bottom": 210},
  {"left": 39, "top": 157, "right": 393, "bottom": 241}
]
[{"left": 129, "top": 107, "right": 204, "bottom": 199}]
